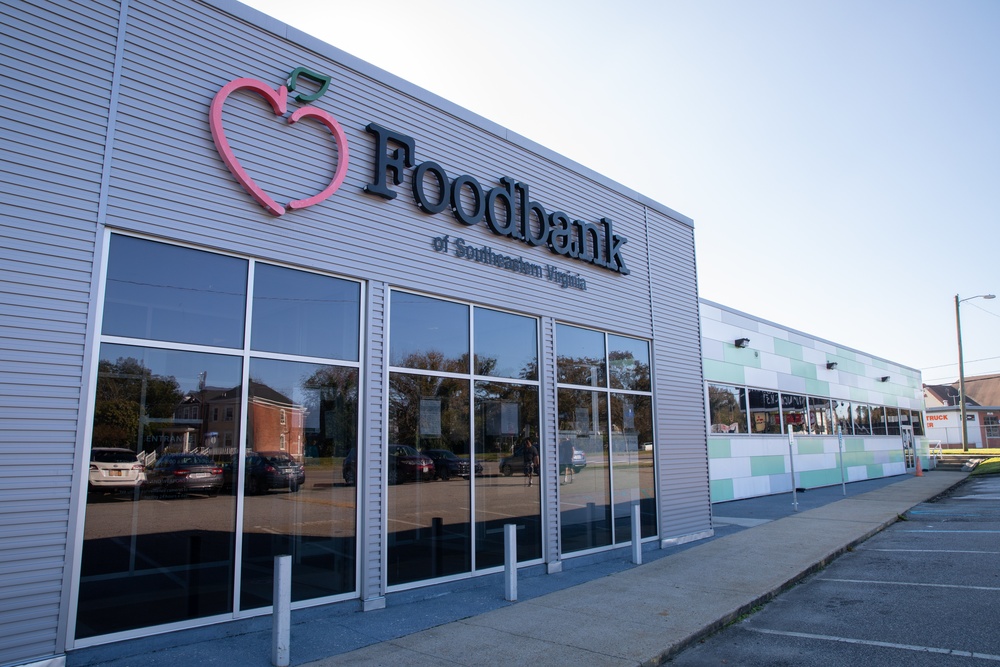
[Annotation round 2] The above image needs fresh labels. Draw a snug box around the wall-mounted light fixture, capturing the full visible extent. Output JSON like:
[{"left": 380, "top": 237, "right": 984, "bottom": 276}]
[
  {"left": 826, "top": 362, "right": 838, "bottom": 370},
  {"left": 734, "top": 337, "right": 750, "bottom": 348},
  {"left": 879, "top": 376, "right": 890, "bottom": 382}
]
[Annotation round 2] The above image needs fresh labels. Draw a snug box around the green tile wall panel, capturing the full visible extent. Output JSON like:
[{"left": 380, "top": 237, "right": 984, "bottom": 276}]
[
  {"left": 751, "top": 455, "right": 786, "bottom": 476},
  {"left": 849, "top": 387, "right": 869, "bottom": 402},
  {"left": 796, "top": 440, "right": 825, "bottom": 455},
  {"left": 805, "top": 379, "right": 831, "bottom": 396},
  {"left": 866, "top": 464, "right": 885, "bottom": 479},
  {"left": 708, "top": 439, "right": 732, "bottom": 459},
  {"left": 798, "top": 468, "right": 843, "bottom": 488},
  {"left": 723, "top": 347, "right": 761, "bottom": 368},
  {"left": 704, "top": 359, "right": 746, "bottom": 385},
  {"left": 844, "top": 438, "right": 866, "bottom": 452},
  {"left": 790, "top": 359, "right": 818, "bottom": 380},
  {"left": 710, "top": 478, "right": 734, "bottom": 503},
  {"left": 774, "top": 339, "right": 803, "bottom": 361}
]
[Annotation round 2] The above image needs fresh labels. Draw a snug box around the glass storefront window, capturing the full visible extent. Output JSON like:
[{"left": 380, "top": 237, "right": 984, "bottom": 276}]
[
  {"left": 870, "top": 406, "right": 888, "bottom": 435},
  {"left": 474, "top": 382, "right": 541, "bottom": 568},
  {"left": 607, "top": 334, "right": 651, "bottom": 392},
  {"left": 251, "top": 263, "right": 360, "bottom": 361},
  {"left": 389, "top": 292, "right": 469, "bottom": 372},
  {"left": 474, "top": 308, "right": 538, "bottom": 380},
  {"left": 807, "top": 397, "right": 834, "bottom": 435},
  {"left": 708, "top": 384, "right": 747, "bottom": 434},
  {"left": 556, "top": 324, "right": 606, "bottom": 387},
  {"left": 911, "top": 410, "right": 925, "bottom": 436},
  {"left": 79, "top": 344, "right": 241, "bottom": 638},
  {"left": 833, "top": 400, "right": 853, "bottom": 435},
  {"left": 854, "top": 404, "right": 872, "bottom": 435},
  {"left": 748, "top": 389, "right": 781, "bottom": 434},
  {"left": 886, "top": 407, "right": 901, "bottom": 435},
  {"left": 781, "top": 393, "right": 808, "bottom": 434},
  {"left": 102, "top": 235, "right": 247, "bottom": 348},
  {"left": 387, "top": 372, "right": 471, "bottom": 585},
  {"left": 610, "top": 394, "right": 655, "bottom": 542},
  {"left": 558, "top": 388, "right": 611, "bottom": 551},
  {"left": 240, "top": 359, "right": 357, "bottom": 610}
]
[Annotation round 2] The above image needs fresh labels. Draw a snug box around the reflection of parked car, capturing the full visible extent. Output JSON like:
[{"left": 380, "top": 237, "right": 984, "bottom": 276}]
[
  {"left": 146, "top": 453, "right": 223, "bottom": 496},
  {"left": 344, "top": 446, "right": 435, "bottom": 485},
  {"left": 226, "top": 451, "right": 305, "bottom": 494},
  {"left": 422, "top": 449, "right": 482, "bottom": 480},
  {"left": 89, "top": 447, "right": 145, "bottom": 496},
  {"left": 500, "top": 445, "right": 587, "bottom": 476}
]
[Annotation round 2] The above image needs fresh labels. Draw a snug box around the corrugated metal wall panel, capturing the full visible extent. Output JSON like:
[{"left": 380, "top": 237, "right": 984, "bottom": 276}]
[
  {"left": 104, "top": 0, "right": 654, "bottom": 341},
  {"left": 647, "top": 210, "right": 712, "bottom": 541},
  {"left": 361, "top": 281, "right": 386, "bottom": 604},
  {"left": 0, "top": 0, "right": 117, "bottom": 663},
  {"left": 540, "top": 317, "right": 559, "bottom": 564}
]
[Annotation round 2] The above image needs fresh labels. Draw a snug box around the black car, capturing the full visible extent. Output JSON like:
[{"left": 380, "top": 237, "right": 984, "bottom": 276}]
[
  {"left": 343, "top": 445, "right": 435, "bottom": 485},
  {"left": 228, "top": 451, "right": 305, "bottom": 494},
  {"left": 499, "top": 445, "right": 587, "bottom": 476},
  {"left": 422, "top": 449, "right": 483, "bottom": 480},
  {"left": 146, "top": 453, "right": 224, "bottom": 496}
]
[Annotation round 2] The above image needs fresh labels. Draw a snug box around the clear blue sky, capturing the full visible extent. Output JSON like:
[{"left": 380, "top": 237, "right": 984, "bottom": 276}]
[{"left": 239, "top": 0, "right": 1000, "bottom": 384}]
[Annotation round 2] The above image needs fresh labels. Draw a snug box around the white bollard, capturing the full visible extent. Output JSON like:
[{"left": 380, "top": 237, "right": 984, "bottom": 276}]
[
  {"left": 272, "top": 554, "right": 291, "bottom": 667},
  {"left": 631, "top": 505, "right": 642, "bottom": 565},
  {"left": 504, "top": 524, "right": 517, "bottom": 601}
]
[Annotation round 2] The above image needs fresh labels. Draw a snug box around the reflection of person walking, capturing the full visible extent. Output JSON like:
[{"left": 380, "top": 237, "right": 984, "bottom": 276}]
[
  {"left": 559, "top": 439, "right": 574, "bottom": 485},
  {"left": 522, "top": 439, "right": 539, "bottom": 487}
]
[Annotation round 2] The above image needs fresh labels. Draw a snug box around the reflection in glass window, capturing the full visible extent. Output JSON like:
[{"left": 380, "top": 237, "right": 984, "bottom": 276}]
[
  {"left": 870, "top": 406, "right": 888, "bottom": 435},
  {"left": 854, "top": 404, "right": 872, "bottom": 435},
  {"left": 251, "top": 263, "right": 360, "bottom": 361},
  {"left": 808, "top": 397, "right": 834, "bottom": 435},
  {"left": 474, "top": 382, "right": 541, "bottom": 568},
  {"left": 607, "top": 334, "right": 651, "bottom": 392},
  {"left": 782, "top": 394, "right": 808, "bottom": 434},
  {"left": 387, "top": 372, "right": 471, "bottom": 585},
  {"left": 748, "top": 389, "right": 781, "bottom": 434},
  {"left": 886, "top": 407, "right": 900, "bottom": 435},
  {"left": 708, "top": 384, "right": 747, "bottom": 434},
  {"left": 556, "top": 324, "right": 606, "bottom": 387},
  {"left": 78, "top": 344, "right": 241, "bottom": 638},
  {"left": 474, "top": 308, "right": 538, "bottom": 380},
  {"left": 610, "top": 394, "right": 655, "bottom": 543},
  {"left": 558, "top": 388, "right": 612, "bottom": 552},
  {"left": 833, "top": 400, "right": 853, "bottom": 436},
  {"left": 911, "top": 410, "right": 925, "bottom": 436},
  {"left": 389, "top": 292, "right": 469, "bottom": 372},
  {"left": 103, "top": 235, "right": 247, "bottom": 348},
  {"left": 240, "top": 359, "right": 358, "bottom": 610}
]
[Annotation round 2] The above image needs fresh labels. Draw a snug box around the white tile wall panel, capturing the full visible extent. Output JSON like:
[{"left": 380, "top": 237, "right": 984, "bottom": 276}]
[{"left": 744, "top": 367, "right": 779, "bottom": 389}]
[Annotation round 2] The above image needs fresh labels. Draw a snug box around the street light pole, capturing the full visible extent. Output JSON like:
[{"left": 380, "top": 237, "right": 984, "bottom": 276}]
[{"left": 955, "top": 293, "right": 996, "bottom": 453}]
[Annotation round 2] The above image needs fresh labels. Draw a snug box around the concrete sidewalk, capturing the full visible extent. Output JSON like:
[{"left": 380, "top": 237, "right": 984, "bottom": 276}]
[{"left": 304, "top": 471, "right": 967, "bottom": 667}]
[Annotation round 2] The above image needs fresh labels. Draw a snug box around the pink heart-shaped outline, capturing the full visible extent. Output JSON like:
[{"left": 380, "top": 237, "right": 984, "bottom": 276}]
[{"left": 209, "top": 77, "right": 350, "bottom": 216}]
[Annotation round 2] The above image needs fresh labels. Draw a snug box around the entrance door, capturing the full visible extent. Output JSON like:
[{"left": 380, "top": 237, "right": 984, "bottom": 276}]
[{"left": 901, "top": 425, "right": 915, "bottom": 472}]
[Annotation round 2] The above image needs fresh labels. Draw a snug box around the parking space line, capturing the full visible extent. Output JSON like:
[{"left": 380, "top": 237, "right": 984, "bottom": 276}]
[
  {"left": 817, "top": 578, "right": 1000, "bottom": 592},
  {"left": 748, "top": 628, "right": 1000, "bottom": 661},
  {"left": 863, "top": 548, "right": 1000, "bottom": 555}
]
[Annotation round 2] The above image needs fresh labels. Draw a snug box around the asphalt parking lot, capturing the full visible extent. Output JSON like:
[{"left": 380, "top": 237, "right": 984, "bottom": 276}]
[{"left": 669, "top": 475, "right": 1000, "bottom": 665}]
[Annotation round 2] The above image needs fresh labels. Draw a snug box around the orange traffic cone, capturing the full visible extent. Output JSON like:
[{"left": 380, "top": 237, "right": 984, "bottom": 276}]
[{"left": 915, "top": 456, "right": 923, "bottom": 477}]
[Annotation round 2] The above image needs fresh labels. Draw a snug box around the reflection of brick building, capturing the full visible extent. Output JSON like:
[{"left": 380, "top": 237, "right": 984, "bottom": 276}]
[{"left": 247, "top": 381, "right": 305, "bottom": 458}]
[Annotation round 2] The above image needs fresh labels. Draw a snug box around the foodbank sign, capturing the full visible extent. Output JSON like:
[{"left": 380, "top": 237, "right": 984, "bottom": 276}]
[{"left": 210, "top": 69, "right": 628, "bottom": 289}]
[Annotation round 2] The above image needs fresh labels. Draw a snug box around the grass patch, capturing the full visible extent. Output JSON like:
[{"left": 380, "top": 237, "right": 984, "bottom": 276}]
[{"left": 970, "top": 457, "right": 1000, "bottom": 476}]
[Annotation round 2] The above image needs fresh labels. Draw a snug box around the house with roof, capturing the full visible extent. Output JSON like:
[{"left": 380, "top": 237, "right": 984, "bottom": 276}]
[{"left": 923, "top": 374, "right": 1000, "bottom": 448}]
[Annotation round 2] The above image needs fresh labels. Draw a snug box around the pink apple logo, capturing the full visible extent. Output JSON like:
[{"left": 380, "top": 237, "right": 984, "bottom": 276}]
[{"left": 209, "top": 68, "right": 349, "bottom": 216}]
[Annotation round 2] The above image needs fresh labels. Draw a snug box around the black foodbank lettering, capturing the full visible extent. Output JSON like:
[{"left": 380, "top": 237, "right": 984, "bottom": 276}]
[{"left": 363, "top": 123, "right": 629, "bottom": 276}]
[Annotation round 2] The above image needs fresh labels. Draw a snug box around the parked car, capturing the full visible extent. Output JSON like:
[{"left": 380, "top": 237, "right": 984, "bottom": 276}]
[
  {"left": 422, "top": 448, "right": 483, "bottom": 480},
  {"left": 500, "top": 445, "right": 586, "bottom": 476},
  {"left": 89, "top": 447, "right": 145, "bottom": 497},
  {"left": 146, "top": 453, "right": 223, "bottom": 496},
  {"left": 343, "top": 445, "right": 435, "bottom": 485},
  {"left": 225, "top": 451, "right": 305, "bottom": 494}
]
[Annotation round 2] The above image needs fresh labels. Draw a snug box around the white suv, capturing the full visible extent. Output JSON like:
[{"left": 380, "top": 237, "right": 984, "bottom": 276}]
[{"left": 89, "top": 447, "right": 146, "bottom": 496}]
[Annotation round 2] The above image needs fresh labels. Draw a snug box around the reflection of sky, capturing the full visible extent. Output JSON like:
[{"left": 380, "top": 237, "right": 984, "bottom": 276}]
[
  {"left": 390, "top": 292, "right": 468, "bottom": 364},
  {"left": 102, "top": 343, "right": 242, "bottom": 393},
  {"left": 474, "top": 308, "right": 537, "bottom": 378},
  {"left": 556, "top": 323, "right": 604, "bottom": 360}
]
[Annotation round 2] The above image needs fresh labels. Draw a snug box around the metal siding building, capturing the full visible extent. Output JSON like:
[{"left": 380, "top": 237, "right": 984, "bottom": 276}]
[{"left": 0, "top": 1, "right": 710, "bottom": 665}]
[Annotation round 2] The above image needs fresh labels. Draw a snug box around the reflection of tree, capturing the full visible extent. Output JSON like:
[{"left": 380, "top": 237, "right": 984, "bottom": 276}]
[
  {"left": 389, "top": 352, "right": 470, "bottom": 453},
  {"left": 608, "top": 351, "right": 650, "bottom": 391},
  {"left": 475, "top": 382, "right": 539, "bottom": 455},
  {"left": 301, "top": 366, "right": 358, "bottom": 458},
  {"left": 92, "top": 357, "right": 183, "bottom": 450},
  {"left": 708, "top": 385, "right": 745, "bottom": 431},
  {"left": 557, "top": 355, "right": 606, "bottom": 386}
]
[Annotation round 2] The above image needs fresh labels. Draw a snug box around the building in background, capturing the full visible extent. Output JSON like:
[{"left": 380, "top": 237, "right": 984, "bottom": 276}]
[
  {"left": 924, "top": 375, "right": 1000, "bottom": 448},
  {"left": 701, "top": 300, "right": 927, "bottom": 503}
]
